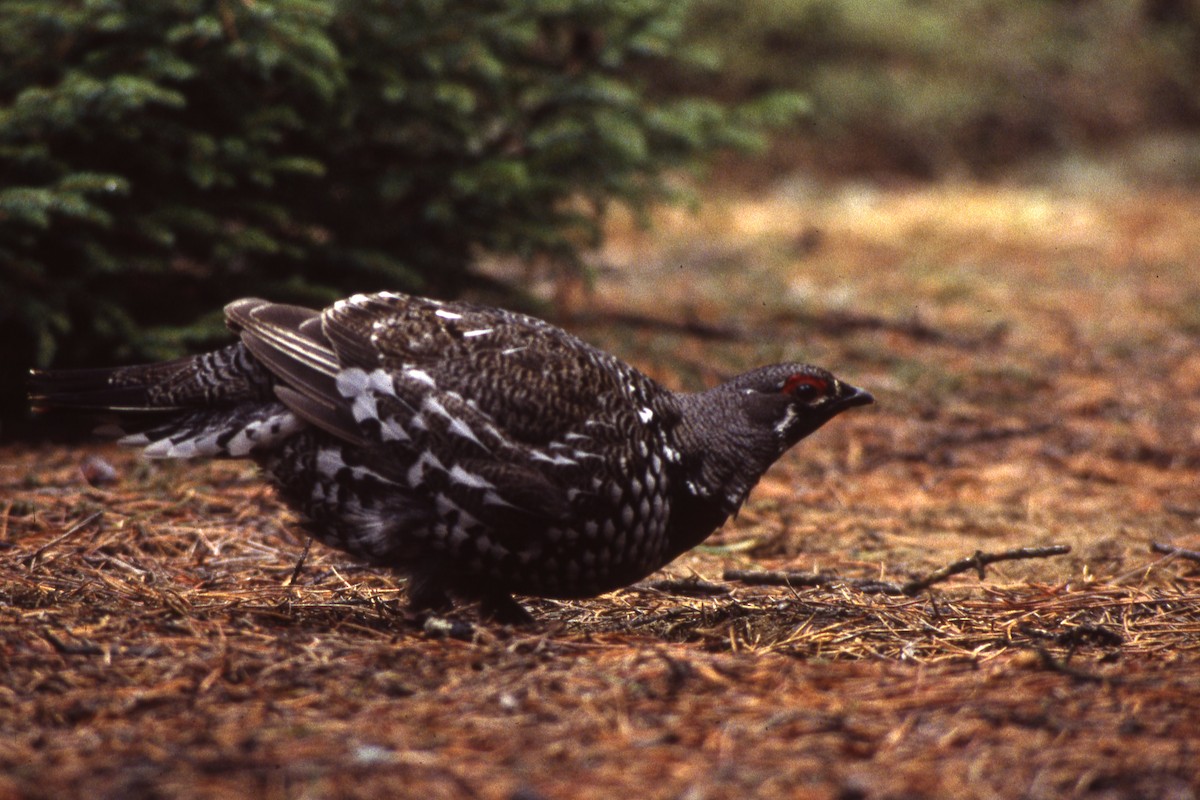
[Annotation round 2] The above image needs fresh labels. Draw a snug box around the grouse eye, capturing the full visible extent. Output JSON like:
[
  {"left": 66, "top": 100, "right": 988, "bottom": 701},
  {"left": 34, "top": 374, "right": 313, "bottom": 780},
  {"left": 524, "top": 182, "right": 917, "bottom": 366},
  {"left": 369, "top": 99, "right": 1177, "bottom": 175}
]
[{"left": 781, "top": 373, "right": 829, "bottom": 399}]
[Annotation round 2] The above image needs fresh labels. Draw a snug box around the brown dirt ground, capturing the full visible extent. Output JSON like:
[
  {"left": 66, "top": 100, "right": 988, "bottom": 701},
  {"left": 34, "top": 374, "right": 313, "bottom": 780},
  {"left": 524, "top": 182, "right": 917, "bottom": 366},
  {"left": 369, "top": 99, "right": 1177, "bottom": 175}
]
[{"left": 3, "top": 180, "right": 1200, "bottom": 800}]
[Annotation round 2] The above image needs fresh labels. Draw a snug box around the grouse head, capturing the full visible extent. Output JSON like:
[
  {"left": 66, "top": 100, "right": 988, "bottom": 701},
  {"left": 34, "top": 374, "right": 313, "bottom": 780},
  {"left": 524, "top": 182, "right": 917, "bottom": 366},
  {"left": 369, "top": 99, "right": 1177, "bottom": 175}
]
[
  {"left": 670, "top": 363, "right": 873, "bottom": 521},
  {"left": 729, "top": 363, "right": 874, "bottom": 454}
]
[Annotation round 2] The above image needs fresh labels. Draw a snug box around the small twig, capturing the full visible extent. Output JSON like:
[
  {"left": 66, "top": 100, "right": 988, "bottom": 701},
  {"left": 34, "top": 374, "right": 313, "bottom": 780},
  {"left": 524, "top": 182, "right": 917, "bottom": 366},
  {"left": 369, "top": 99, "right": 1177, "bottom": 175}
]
[
  {"left": 20, "top": 511, "right": 104, "bottom": 567},
  {"left": 722, "top": 569, "right": 904, "bottom": 595},
  {"left": 722, "top": 569, "right": 829, "bottom": 587},
  {"left": 621, "top": 607, "right": 697, "bottom": 629},
  {"left": 1163, "top": 504, "right": 1200, "bottom": 519},
  {"left": 42, "top": 630, "right": 104, "bottom": 657},
  {"left": 282, "top": 536, "right": 313, "bottom": 587},
  {"left": 644, "top": 577, "right": 730, "bottom": 597},
  {"left": 724, "top": 545, "right": 1071, "bottom": 597},
  {"left": 1033, "top": 646, "right": 1111, "bottom": 684},
  {"left": 899, "top": 546, "right": 1070, "bottom": 595},
  {"left": 1150, "top": 541, "right": 1200, "bottom": 564},
  {"left": 1017, "top": 623, "right": 1124, "bottom": 649}
]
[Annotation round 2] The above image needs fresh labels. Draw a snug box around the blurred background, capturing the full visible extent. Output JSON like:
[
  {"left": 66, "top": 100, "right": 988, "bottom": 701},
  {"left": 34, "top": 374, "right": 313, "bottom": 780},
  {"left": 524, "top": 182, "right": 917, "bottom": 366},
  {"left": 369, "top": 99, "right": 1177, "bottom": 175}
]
[{"left": 3, "top": 0, "right": 1200, "bottom": 435}]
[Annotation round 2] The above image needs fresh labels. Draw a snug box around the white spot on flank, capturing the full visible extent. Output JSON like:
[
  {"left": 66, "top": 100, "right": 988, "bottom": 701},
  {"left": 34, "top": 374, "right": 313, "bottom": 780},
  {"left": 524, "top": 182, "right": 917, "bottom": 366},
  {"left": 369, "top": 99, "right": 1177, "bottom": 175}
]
[
  {"left": 380, "top": 416, "right": 410, "bottom": 442},
  {"left": 368, "top": 369, "right": 395, "bottom": 394},
  {"left": 447, "top": 417, "right": 487, "bottom": 449},
  {"left": 435, "top": 493, "right": 464, "bottom": 518},
  {"left": 404, "top": 368, "right": 436, "bottom": 387},
  {"left": 224, "top": 428, "right": 256, "bottom": 457},
  {"left": 448, "top": 464, "right": 494, "bottom": 490},
  {"left": 462, "top": 328, "right": 493, "bottom": 337},
  {"left": 435, "top": 309, "right": 463, "bottom": 320},
  {"left": 351, "top": 392, "right": 379, "bottom": 424},
  {"left": 406, "top": 451, "right": 444, "bottom": 486},
  {"left": 501, "top": 346, "right": 528, "bottom": 356},
  {"left": 423, "top": 396, "right": 451, "bottom": 420},
  {"left": 530, "top": 451, "right": 576, "bottom": 466},
  {"left": 638, "top": 407, "right": 654, "bottom": 424},
  {"left": 317, "top": 448, "right": 346, "bottom": 476},
  {"left": 335, "top": 367, "right": 370, "bottom": 398},
  {"left": 482, "top": 490, "right": 516, "bottom": 509}
]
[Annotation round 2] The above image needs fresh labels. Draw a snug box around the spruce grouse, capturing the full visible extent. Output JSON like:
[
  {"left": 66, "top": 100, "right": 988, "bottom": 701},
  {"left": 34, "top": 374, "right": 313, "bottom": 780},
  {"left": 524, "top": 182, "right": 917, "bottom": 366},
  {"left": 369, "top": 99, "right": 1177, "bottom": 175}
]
[{"left": 29, "top": 292, "right": 873, "bottom": 621}]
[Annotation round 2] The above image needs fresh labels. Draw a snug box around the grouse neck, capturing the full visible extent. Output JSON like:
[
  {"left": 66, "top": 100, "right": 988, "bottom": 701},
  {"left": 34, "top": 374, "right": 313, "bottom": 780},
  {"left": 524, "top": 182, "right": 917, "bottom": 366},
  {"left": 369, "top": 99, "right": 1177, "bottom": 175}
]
[{"left": 672, "top": 386, "right": 784, "bottom": 517}]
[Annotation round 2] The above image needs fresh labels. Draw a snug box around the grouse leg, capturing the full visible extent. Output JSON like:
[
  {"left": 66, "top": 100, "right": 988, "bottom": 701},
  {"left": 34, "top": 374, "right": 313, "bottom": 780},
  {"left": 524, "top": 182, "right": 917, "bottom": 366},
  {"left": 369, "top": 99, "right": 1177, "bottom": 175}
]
[
  {"left": 478, "top": 589, "right": 534, "bottom": 625},
  {"left": 404, "top": 572, "right": 454, "bottom": 617}
]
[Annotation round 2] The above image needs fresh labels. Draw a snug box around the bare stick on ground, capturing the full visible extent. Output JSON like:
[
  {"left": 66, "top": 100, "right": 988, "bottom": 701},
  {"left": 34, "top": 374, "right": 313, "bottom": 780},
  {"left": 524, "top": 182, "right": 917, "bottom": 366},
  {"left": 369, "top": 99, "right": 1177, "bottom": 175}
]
[
  {"left": 1151, "top": 541, "right": 1200, "bottom": 564},
  {"left": 898, "top": 545, "right": 1071, "bottom": 594},
  {"left": 725, "top": 545, "right": 1072, "bottom": 596}
]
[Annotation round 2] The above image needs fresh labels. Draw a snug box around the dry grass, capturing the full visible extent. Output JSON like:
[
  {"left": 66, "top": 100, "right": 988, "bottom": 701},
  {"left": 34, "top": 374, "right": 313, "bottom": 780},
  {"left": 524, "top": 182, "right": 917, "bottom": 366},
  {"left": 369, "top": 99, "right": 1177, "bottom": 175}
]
[{"left": 4, "top": 179, "right": 1200, "bottom": 799}]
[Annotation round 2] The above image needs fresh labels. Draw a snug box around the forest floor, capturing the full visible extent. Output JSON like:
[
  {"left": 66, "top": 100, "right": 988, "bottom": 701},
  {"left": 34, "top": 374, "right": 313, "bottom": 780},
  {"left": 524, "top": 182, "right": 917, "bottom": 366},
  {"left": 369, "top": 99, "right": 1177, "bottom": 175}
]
[{"left": 2, "top": 178, "right": 1200, "bottom": 800}]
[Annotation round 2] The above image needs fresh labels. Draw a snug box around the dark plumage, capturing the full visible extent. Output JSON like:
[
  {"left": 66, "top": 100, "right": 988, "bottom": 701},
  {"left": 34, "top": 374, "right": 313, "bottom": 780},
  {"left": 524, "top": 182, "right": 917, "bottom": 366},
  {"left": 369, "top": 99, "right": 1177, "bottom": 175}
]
[{"left": 29, "top": 291, "right": 873, "bottom": 621}]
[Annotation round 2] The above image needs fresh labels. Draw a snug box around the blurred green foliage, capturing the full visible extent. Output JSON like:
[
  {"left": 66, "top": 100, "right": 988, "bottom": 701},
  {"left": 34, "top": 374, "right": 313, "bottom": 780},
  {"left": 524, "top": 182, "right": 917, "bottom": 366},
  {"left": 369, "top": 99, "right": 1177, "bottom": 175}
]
[
  {"left": 686, "top": 0, "right": 1200, "bottom": 176},
  {"left": 0, "top": 0, "right": 798, "bottom": 432}
]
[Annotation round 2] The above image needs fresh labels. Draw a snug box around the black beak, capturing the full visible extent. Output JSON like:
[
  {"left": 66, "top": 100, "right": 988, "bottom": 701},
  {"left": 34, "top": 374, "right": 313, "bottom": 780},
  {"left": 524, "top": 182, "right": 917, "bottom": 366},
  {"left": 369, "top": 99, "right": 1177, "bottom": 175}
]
[{"left": 835, "top": 384, "right": 874, "bottom": 411}]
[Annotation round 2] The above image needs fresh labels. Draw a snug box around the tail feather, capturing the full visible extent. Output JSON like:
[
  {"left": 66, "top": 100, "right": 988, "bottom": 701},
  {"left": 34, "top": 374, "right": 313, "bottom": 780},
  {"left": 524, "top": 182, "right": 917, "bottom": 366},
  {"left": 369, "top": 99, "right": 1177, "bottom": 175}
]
[
  {"left": 29, "top": 343, "right": 275, "bottom": 413},
  {"left": 28, "top": 357, "right": 198, "bottom": 412},
  {"left": 29, "top": 342, "right": 295, "bottom": 459}
]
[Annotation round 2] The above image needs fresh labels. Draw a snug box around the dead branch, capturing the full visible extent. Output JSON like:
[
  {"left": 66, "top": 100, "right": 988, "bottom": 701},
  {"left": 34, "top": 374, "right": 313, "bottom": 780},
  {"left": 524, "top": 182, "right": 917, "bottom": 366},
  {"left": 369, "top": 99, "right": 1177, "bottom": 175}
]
[
  {"left": 721, "top": 569, "right": 904, "bottom": 595},
  {"left": 1151, "top": 542, "right": 1200, "bottom": 564},
  {"left": 1017, "top": 623, "right": 1124, "bottom": 649},
  {"left": 724, "top": 545, "right": 1071, "bottom": 597},
  {"left": 20, "top": 511, "right": 104, "bottom": 567},
  {"left": 774, "top": 309, "right": 1008, "bottom": 349},
  {"left": 644, "top": 577, "right": 730, "bottom": 596},
  {"left": 1033, "top": 647, "right": 1112, "bottom": 684},
  {"left": 899, "top": 546, "right": 1071, "bottom": 595},
  {"left": 572, "top": 308, "right": 1006, "bottom": 350},
  {"left": 283, "top": 536, "right": 314, "bottom": 587}
]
